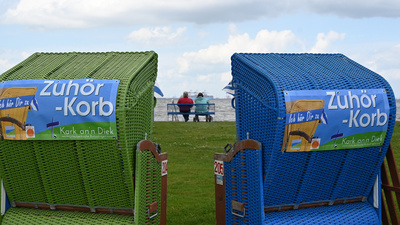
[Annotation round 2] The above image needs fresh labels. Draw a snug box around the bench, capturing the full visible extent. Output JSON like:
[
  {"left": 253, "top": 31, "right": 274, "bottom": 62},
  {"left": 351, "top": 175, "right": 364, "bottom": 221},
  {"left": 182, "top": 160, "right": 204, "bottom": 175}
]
[
  {"left": 215, "top": 53, "right": 396, "bottom": 224},
  {"left": 0, "top": 51, "right": 168, "bottom": 225},
  {"left": 167, "top": 103, "right": 215, "bottom": 122}
]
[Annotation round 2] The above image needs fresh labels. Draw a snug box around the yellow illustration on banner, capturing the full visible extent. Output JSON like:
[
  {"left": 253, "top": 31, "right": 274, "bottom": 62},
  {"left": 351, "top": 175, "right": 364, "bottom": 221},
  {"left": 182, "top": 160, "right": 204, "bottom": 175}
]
[
  {"left": 282, "top": 99, "right": 325, "bottom": 152},
  {"left": 0, "top": 87, "right": 38, "bottom": 140}
]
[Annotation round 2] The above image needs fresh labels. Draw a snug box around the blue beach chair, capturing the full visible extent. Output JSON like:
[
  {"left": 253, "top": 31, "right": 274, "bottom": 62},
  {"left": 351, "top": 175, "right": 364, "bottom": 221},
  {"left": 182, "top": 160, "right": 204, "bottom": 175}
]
[{"left": 215, "top": 53, "right": 396, "bottom": 224}]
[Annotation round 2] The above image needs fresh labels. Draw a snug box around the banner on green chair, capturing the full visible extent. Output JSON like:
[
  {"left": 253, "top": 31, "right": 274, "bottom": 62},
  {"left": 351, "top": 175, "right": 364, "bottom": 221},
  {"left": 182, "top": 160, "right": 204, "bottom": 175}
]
[
  {"left": 0, "top": 79, "right": 119, "bottom": 140},
  {"left": 282, "top": 89, "right": 389, "bottom": 152}
]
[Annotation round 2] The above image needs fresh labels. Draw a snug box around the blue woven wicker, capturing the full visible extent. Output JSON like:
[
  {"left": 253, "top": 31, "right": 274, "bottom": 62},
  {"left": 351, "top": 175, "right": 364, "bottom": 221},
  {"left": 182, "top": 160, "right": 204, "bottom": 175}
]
[
  {"left": 231, "top": 53, "right": 396, "bottom": 224},
  {"left": 264, "top": 202, "right": 379, "bottom": 225},
  {"left": 224, "top": 149, "right": 264, "bottom": 225}
]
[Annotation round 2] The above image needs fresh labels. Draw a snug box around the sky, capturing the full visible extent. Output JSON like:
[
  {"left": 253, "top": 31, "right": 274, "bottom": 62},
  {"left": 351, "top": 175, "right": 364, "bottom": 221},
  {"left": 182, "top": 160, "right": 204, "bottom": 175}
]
[{"left": 1, "top": 0, "right": 400, "bottom": 98}]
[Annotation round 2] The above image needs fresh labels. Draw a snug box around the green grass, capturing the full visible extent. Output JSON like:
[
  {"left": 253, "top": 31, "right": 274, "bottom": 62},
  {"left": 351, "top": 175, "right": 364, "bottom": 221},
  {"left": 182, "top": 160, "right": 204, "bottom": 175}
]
[
  {"left": 390, "top": 122, "right": 400, "bottom": 163},
  {"left": 153, "top": 122, "right": 236, "bottom": 225},
  {"left": 152, "top": 121, "right": 400, "bottom": 225}
]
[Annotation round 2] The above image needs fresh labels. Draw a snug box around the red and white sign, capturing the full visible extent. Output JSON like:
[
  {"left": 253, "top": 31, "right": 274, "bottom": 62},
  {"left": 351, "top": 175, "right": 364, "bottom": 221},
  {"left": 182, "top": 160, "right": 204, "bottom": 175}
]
[
  {"left": 161, "top": 160, "right": 168, "bottom": 176},
  {"left": 214, "top": 160, "right": 224, "bottom": 176},
  {"left": 311, "top": 138, "right": 321, "bottom": 150},
  {"left": 26, "top": 126, "right": 35, "bottom": 138}
]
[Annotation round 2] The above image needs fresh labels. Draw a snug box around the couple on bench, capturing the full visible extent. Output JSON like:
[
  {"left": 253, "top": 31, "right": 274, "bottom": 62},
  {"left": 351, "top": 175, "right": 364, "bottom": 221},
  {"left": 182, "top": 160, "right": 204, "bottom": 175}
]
[{"left": 177, "top": 92, "right": 210, "bottom": 122}]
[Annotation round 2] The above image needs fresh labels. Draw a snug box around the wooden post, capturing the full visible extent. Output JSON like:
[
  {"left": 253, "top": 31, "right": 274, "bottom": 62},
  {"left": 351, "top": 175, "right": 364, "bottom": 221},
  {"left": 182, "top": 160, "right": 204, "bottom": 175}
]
[{"left": 215, "top": 153, "right": 226, "bottom": 225}]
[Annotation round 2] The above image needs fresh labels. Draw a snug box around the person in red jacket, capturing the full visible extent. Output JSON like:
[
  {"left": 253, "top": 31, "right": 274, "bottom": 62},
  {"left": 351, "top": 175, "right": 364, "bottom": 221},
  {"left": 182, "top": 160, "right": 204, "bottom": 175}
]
[{"left": 177, "top": 91, "right": 194, "bottom": 122}]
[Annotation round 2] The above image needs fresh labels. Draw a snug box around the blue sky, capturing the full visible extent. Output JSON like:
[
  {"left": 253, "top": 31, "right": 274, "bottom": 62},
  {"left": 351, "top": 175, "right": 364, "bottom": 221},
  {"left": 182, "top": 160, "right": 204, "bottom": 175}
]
[{"left": 1, "top": 0, "right": 400, "bottom": 98}]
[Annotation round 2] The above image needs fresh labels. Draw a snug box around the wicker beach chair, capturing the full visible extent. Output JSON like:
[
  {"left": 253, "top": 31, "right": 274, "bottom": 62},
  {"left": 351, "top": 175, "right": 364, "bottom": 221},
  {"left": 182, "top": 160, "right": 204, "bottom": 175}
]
[
  {"left": 0, "top": 52, "right": 167, "bottom": 224},
  {"left": 215, "top": 53, "right": 396, "bottom": 224}
]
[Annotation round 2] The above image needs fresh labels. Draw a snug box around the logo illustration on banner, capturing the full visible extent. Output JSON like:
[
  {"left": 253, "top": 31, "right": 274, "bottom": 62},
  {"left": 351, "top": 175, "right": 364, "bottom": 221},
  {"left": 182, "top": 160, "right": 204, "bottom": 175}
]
[
  {"left": 26, "top": 126, "right": 35, "bottom": 138},
  {"left": 282, "top": 89, "right": 389, "bottom": 152},
  {"left": 0, "top": 79, "right": 119, "bottom": 140},
  {"left": 310, "top": 138, "right": 320, "bottom": 150}
]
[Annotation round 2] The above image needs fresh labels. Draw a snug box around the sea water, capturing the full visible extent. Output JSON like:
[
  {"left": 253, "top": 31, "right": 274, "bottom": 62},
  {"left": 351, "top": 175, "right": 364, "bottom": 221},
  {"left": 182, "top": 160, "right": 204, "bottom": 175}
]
[
  {"left": 155, "top": 98, "right": 400, "bottom": 122},
  {"left": 397, "top": 100, "right": 400, "bottom": 121}
]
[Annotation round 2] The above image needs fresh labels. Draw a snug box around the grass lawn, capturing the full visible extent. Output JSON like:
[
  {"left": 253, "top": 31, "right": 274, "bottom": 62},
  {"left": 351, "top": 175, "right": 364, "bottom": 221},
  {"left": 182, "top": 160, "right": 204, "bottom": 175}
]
[
  {"left": 153, "top": 121, "right": 400, "bottom": 225},
  {"left": 153, "top": 122, "right": 236, "bottom": 225},
  {"left": 390, "top": 122, "right": 400, "bottom": 163}
]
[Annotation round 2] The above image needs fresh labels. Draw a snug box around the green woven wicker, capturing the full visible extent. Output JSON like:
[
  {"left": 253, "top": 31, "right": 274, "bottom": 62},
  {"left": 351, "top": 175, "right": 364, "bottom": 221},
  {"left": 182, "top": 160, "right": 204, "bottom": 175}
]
[
  {"left": 135, "top": 149, "right": 162, "bottom": 225},
  {"left": 0, "top": 52, "right": 160, "bottom": 224}
]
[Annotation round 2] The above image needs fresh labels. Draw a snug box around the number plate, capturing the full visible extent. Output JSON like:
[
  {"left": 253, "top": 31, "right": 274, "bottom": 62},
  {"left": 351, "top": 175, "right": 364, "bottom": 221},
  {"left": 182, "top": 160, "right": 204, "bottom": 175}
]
[{"left": 214, "top": 160, "right": 224, "bottom": 176}]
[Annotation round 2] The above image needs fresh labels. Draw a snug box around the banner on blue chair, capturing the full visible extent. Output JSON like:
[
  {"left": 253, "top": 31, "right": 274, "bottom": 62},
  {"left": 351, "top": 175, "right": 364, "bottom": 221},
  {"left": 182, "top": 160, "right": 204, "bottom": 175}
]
[
  {"left": 282, "top": 89, "right": 389, "bottom": 152},
  {"left": 0, "top": 79, "right": 119, "bottom": 140}
]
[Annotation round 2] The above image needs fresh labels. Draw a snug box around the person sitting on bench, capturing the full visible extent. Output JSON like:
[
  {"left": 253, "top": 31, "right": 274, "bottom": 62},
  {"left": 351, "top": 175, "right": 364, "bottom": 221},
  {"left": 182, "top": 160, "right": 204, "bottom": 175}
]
[
  {"left": 177, "top": 91, "right": 193, "bottom": 122},
  {"left": 194, "top": 92, "right": 210, "bottom": 121}
]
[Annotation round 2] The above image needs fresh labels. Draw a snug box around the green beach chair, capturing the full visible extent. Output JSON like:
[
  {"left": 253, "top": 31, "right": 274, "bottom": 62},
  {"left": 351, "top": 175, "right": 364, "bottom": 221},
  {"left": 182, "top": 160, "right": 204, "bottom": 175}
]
[{"left": 0, "top": 51, "right": 167, "bottom": 224}]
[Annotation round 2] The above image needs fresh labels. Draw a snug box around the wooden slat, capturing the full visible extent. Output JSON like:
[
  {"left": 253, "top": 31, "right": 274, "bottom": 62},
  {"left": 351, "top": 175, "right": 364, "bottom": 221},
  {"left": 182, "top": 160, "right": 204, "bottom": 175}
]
[
  {"left": 381, "top": 190, "right": 390, "bottom": 225},
  {"left": 14, "top": 202, "right": 134, "bottom": 215},
  {"left": 215, "top": 164, "right": 226, "bottom": 225},
  {"left": 381, "top": 144, "right": 400, "bottom": 225},
  {"left": 148, "top": 201, "right": 158, "bottom": 214},
  {"left": 56, "top": 205, "right": 91, "bottom": 213},
  {"left": 264, "top": 197, "right": 364, "bottom": 213},
  {"left": 232, "top": 200, "right": 245, "bottom": 213},
  {"left": 160, "top": 156, "right": 168, "bottom": 225},
  {"left": 382, "top": 184, "right": 400, "bottom": 193},
  {"left": 214, "top": 140, "right": 261, "bottom": 163},
  {"left": 381, "top": 160, "right": 399, "bottom": 225},
  {"left": 386, "top": 144, "right": 400, "bottom": 207}
]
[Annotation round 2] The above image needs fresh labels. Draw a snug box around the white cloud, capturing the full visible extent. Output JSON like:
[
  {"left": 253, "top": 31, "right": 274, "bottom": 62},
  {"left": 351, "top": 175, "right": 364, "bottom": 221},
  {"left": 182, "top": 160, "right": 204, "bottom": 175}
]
[
  {"left": 178, "top": 28, "right": 297, "bottom": 73},
  {"left": 21, "top": 51, "right": 31, "bottom": 59},
  {"left": 363, "top": 45, "right": 400, "bottom": 79},
  {"left": 176, "top": 57, "right": 190, "bottom": 74},
  {"left": 127, "top": 26, "right": 186, "bottom": 45},
  {"left": 0, "top": 50, "right": 32, "bottom": 74},
  {"left": 166, "top": 28, "right": 356, "bottom": 97},
  {"left": 309, "top": 31, "right": 346, "bottom": 53},
  {"left": 197, "top": 73, "right": 225, "bottom": 82},
  {"left": 197, "top": 74, "right": 212, "bottom": 82},
  {"left": 228, "top": 23, "right": 240, "bottom": 35},
  {"left": 161, "top": 69, "right": 185, "bottom": 79},
  {"left": 0, "top": 59, "right": 13, "bottom": 73},
  {"left": 169, "top": 28, "right": 299, "bottom": 97},
  {"left": 2, "top": 0, "right": 400, "bottom": 29},
  {"left": 220, "top": 72, "right": 232, "bottom": 83},
  {"left": 349, "top": 44, "right": 400, "bottom": 98}
]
